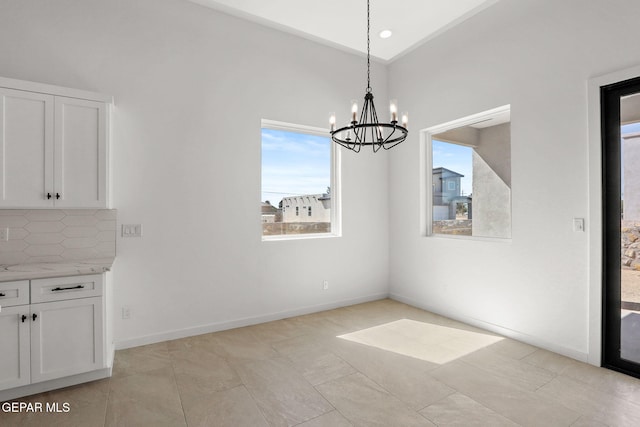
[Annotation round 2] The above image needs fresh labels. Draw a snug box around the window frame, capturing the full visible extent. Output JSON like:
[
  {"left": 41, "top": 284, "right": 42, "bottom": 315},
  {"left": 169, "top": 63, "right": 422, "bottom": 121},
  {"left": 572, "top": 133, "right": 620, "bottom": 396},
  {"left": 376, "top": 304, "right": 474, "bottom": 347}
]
[
  {"left": 261, "top": 119, "right": 342, "bottom": 241},
  {"left": 419, "top": 105, "right": 512, "bottom": 241}
]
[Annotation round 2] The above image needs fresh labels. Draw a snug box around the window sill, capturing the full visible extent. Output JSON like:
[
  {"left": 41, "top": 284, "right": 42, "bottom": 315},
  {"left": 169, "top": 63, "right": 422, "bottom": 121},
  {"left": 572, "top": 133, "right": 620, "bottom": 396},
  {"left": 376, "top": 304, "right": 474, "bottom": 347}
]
[
  {"left": 428, "top": 233, "right": 512, "bottom": 243},
  {"left": 262, "top": 232, "right": 340, "bottom": 242}
]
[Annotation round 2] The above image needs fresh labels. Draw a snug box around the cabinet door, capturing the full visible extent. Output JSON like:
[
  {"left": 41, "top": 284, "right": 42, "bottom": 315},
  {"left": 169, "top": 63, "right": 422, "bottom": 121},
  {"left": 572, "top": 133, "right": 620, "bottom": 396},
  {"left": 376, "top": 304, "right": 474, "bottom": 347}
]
[
  {"left": 30, "top": 297, "right": 104, "bottom": 383},
  {"left": 54, "top": 97, "right": 108, "bottom": 208},
  {"left": 0, "top": 305, "right": 30, "bottom": 390},
  {"left": 0, "top": 88, "right": 54, "bottom": 207}
]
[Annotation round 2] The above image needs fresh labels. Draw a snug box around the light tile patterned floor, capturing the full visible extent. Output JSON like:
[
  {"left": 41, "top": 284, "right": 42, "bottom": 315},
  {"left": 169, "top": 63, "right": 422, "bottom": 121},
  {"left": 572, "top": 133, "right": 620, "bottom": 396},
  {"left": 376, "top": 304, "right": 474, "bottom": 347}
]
[{"left": 2, "top": 298, "right": 640, "bottom": 426}]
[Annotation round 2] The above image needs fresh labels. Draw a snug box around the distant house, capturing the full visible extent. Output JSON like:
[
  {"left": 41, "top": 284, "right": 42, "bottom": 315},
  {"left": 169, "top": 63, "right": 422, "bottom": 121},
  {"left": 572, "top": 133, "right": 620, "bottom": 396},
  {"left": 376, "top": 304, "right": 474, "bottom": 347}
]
[
  {"left": 281, "top": 193, "right": 330, "bottom": 223},
  {"left": 432, "top": 167, "right": 472, "bottom": 220},
  {"left": 261, "top": 201, "right": 280, "bottom": 223}
]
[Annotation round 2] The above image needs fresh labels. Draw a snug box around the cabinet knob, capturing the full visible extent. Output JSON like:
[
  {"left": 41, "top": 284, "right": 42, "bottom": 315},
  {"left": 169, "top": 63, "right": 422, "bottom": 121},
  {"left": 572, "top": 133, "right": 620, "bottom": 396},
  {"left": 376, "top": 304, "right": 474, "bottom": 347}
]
[
  {"left": 0, "top": 292, "right": 5, "bottom": 297},
  {"left": 55, "top": 193, "right": 61, "bottom": 200},
  {"left": 32, "top": 313, "right": 37, "bottom": 322},
  {"left": 21, "top": 315, "right": 27, "bottom": 323},
  {"left": 47, "top": 193, "right": 52, "bottom": 199}
]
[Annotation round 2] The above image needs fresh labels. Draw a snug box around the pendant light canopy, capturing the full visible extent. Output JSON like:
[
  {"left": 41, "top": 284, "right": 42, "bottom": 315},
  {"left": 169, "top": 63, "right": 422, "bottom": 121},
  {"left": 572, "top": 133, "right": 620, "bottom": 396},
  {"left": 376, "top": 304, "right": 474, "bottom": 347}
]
[{"left": 329, "top": 0, "right": 408, "bottom": 153}]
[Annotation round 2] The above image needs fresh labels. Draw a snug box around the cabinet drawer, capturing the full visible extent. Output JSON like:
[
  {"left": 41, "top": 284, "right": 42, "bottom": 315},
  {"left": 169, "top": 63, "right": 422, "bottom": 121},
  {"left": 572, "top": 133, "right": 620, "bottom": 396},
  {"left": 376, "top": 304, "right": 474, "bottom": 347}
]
[
  {"left": 0, "top": 280, "right": 29, "bottom": 307},
  {"left": 31, "top": 274, "right": 103, "bottom": 303}
]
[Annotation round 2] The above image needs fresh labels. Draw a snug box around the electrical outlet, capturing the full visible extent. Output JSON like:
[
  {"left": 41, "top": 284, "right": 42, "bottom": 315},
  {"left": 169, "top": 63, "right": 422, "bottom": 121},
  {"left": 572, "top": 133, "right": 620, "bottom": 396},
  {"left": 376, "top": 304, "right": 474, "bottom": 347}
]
[
  {"left": 323, "top": 280, "right": 329, "bottom": 290},
  {"left": 0, "top": 228, "right": 8, "bottom": 241},
  {"left": 121, "top": 306, "right": 131, "bottom": 320},
  {"left": 122, "top": 224, "right": 143, "bottom": 238},
  {"left": 573, "top": 218, "right": 585, "bottom": 232}
]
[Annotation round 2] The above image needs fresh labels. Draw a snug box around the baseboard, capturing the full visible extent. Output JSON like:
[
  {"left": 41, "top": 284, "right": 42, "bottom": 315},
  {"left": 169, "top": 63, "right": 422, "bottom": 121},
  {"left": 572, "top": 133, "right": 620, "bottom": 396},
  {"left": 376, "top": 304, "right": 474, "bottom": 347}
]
[
  {"left": 115, "top": 292, "right": 389, "bottom": 350},
  {"left": 0, "top": 368, "right": 111, "bottom": 403},
  {"left": 389, "top": 292, "right": 590, "bottom": 364}
]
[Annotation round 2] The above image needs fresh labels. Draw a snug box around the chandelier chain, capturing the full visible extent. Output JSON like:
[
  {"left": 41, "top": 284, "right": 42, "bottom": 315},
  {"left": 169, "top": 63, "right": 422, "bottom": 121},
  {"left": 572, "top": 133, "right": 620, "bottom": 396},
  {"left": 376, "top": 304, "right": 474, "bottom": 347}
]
[{"left": 367, "top": 0, "right": 371, "bottom": 91}]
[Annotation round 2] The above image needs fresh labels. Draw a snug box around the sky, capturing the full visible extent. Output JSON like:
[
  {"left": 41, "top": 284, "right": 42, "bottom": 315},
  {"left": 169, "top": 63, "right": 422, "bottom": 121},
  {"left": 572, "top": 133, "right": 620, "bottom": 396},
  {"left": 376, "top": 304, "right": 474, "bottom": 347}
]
[
  {"left": 261, "top": 128, "right": 331, "bottom": 205},
  {"left": 432, "top": 139, "right": 473, "bottom": 196}
]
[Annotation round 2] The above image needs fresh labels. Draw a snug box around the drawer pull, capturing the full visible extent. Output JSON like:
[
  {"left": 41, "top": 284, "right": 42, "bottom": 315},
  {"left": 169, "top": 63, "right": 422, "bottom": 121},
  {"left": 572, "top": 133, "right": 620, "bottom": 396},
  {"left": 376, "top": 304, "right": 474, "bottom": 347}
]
[
  {"left": 0, "top": 293, "right": 5, "bottom": 297},
  {"left": 51, "top": 285, "right": 85, "bottom": 292},
  {"left": 21, "top": 315, "right": 27, "bottom": 323},
  {"left": 32, "top": 313, "right": 37, "bottom": 321}
]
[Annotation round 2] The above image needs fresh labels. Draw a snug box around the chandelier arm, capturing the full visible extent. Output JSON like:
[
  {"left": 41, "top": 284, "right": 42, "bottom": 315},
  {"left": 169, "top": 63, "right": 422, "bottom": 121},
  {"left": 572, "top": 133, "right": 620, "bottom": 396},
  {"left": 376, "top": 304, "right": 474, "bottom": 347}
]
[
  {"left": 382, "top": 126, "right": 408, "bottom": 144},
  {"left": 382, "top": 137, "right": 405, "bottom": 150},
  {"left": 359, "top": 96, "right": 368, "bottom": 127},
  {"left": 369, "top": 100, "right": 381, "bottom": 141},
  {"left": 383, "top": 128, "right": 396, "bottom": 144},
  {"left": 382, "top": 124, "right": 401, "bottom": 144},
  {"left": 358, "top": 95, "right": 371, "bottom": 145},
  {"left": 382, "top": 142, "right": 397, "bottom": 151},
  {"left": 354, "top": 125, "right": 364, "bottom": 145},
  {"left": 370, "top": 124, "right": 377, "bottom": 149}
]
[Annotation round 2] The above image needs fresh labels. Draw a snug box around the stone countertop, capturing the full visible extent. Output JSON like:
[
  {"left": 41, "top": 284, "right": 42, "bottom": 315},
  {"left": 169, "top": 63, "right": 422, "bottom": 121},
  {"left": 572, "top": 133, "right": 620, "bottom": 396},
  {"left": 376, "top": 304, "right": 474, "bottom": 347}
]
[{"left": 0, "top": 258, "right": 115, "bottom": 282}]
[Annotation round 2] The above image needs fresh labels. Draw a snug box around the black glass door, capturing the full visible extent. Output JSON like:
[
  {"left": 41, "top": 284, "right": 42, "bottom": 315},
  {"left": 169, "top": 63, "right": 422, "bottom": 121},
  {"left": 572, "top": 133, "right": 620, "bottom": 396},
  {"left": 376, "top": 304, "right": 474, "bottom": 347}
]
[{"left": 602, "top": 76, "right": 640, "bottom": 378}]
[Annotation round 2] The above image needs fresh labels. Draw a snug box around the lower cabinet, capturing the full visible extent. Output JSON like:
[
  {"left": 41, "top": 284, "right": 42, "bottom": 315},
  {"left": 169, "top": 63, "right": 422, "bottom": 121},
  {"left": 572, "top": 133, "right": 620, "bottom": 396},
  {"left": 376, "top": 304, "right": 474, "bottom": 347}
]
[
  {"left": 0, "top": 305, "right": 30, "bottom": 390},
  {"left": 31, "top": 296, "right": 103, "bottom": 383},
  {"left": 0, "top": 274, "right": 106, "bottom": 394}
]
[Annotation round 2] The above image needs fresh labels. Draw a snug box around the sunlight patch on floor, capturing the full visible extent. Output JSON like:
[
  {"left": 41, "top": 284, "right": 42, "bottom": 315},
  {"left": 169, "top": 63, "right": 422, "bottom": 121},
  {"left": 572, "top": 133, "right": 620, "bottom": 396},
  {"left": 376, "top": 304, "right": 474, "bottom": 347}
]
[{"left": 337, "top": 319, "right": 504, "bottom": 364}]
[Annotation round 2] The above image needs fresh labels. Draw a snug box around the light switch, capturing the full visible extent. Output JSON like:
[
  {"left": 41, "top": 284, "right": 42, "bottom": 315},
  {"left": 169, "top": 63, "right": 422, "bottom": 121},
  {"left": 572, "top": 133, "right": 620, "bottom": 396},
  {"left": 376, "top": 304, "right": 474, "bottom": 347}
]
[
  {"left": 122, "top": 224, "right": 143, "bottom": 238},
  {"left": 573, "top": 218, "right": 585, "bottom": 232}
]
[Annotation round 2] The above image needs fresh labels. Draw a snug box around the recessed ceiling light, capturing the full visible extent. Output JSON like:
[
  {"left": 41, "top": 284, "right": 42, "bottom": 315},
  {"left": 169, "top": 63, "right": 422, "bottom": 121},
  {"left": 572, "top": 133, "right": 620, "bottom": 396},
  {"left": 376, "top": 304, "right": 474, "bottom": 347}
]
[{"left": 379, "top": 29, "right": 393, "bottom": 39}]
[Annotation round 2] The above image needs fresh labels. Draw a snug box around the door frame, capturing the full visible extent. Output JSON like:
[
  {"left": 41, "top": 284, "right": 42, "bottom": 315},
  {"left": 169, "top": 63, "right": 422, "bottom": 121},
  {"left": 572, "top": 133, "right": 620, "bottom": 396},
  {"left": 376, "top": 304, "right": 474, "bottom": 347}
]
[
  {"left": 600, "top": 76, "right": 640, "bottom": 377},
  {"left": 587, "top": 64, "right": 640, "bottom": 367}
]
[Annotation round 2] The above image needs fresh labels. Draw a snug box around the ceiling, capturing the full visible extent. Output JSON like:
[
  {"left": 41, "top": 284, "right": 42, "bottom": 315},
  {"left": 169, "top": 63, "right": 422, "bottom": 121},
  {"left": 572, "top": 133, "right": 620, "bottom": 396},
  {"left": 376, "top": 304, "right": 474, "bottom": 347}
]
[{"left": 188, "top": 0, "right": 500, "bottom": 62}]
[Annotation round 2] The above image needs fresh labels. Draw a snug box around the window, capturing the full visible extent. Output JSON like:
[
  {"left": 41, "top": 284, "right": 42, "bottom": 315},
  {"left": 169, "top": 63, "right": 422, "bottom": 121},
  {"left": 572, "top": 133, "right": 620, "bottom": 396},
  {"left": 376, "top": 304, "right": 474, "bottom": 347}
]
[
  {"left": 423, "top": 105, "right": 511, "bottom": 239},
  {"left": 261, "top": 119, "right": 340, "bottom": 239}
]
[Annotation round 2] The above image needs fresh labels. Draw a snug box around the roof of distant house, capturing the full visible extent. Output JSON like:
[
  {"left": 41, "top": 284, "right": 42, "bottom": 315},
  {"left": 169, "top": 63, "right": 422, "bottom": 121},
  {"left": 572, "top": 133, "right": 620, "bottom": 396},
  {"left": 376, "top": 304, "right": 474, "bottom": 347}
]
[
  {"left": 432, "top": 167, "right": 464, "bottom": 178},
  {"left": 282, "top": 193, "right": 331, "bottom": 201},
  {"left": 261, "top": 202, "right": 279, "bottom": 214}
]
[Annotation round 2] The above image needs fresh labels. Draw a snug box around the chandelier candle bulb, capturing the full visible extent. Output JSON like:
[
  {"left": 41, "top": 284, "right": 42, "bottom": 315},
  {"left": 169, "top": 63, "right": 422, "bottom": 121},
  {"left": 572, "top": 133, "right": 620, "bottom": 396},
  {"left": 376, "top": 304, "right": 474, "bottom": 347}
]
[
  {"left": 351, "top": 100, "right": 358, "bottom": 123},
  {"left": 390, "top": 100, "right": 398, "bottom": 122},
  {"left": 329, "top": 113, "right": 336, "bottom": 132},
  {"left": 401, "top": 112, "right": 409, "bottom": 127}
]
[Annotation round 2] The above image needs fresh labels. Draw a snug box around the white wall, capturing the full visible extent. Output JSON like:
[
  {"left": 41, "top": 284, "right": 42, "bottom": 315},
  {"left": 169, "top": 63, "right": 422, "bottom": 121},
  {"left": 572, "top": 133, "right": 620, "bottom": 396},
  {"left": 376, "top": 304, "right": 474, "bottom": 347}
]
[
  {"left": 0, "top": 0, "right": 390, "bottom": 347},
  {"left": 388, "top": 0, "right": 640, "bottom": 361}
]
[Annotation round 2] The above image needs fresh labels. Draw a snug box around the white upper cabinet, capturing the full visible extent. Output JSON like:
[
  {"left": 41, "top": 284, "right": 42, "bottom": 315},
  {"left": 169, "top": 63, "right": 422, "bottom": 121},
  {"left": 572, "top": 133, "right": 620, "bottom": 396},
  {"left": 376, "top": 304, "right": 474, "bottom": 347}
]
[
  {"left": 54, "top": 97, "right": 108, "bottom": 207},
  {"left": 0, "top": 77, "right": 112, "bottom": 208},
  {"left": 0, "top": 88, "right": 54, "bottom": 208}
]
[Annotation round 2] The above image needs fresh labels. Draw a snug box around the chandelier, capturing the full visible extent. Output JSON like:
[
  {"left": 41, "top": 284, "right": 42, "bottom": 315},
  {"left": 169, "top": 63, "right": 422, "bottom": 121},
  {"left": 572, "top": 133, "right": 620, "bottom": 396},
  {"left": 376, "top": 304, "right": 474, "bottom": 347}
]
[{"left": 329, "top": 0, "right": 408, "bottom": 153}]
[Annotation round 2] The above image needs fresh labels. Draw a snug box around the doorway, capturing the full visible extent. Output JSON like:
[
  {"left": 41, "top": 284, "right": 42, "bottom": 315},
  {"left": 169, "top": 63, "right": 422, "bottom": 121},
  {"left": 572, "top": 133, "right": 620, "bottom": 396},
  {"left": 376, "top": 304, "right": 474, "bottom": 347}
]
[{"left": 602, "top": 75, "right": 640, "bottom": 378}]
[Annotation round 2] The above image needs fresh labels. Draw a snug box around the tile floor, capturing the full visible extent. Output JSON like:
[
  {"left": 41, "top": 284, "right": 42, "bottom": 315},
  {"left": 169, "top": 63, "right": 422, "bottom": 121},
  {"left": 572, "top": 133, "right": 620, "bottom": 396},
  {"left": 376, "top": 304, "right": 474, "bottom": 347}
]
[{"left": 2, "top": 299, "right": 640, "bottom": 426}]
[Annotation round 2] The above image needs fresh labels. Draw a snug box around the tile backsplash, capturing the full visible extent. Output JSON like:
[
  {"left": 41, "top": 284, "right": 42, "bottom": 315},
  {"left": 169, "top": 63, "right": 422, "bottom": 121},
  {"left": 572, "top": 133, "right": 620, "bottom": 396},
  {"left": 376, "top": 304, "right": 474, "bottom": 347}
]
[{"left": 0, "top": 209, "right": 116, "bottom": 265}]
